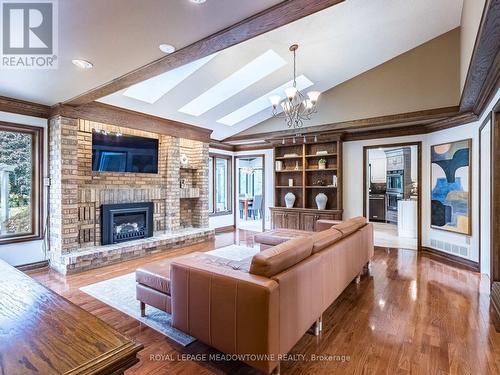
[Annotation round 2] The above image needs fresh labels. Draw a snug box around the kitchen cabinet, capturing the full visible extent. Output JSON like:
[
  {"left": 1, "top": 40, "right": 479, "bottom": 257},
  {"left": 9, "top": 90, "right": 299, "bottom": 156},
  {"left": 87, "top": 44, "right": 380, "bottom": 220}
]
[{"left": 369, "top": 194, "right": 386, "bottom": 221}]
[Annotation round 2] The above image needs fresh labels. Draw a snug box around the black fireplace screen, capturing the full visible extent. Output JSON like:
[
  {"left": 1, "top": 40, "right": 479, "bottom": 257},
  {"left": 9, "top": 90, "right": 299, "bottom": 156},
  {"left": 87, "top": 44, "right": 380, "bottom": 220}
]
[
  {"left": 113, "top": 212, "right": 146, "bottom": 242},
  {"left": 101, "top": 203, "right": 154, "bottom": 245}
]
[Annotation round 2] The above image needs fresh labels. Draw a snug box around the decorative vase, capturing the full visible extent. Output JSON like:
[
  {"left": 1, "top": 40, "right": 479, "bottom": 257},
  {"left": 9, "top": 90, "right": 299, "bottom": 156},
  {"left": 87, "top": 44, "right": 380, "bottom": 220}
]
[
  {"left": 315, "top": 193, "right": 328, "bottom": 210},
  {"left": 285, "top": 192, "right": 296, "bottom": 208}
]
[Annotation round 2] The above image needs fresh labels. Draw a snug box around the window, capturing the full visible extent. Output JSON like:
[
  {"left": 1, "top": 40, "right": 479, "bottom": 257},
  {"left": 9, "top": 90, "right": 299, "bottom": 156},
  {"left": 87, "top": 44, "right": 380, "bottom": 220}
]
[
  {"left": 239, "top": 168, "right": 263, "bottom": 197},
  {"left": 0, "top": 122, "right": 43, "bottom": 243},
  {"left": 209, "top": 154, "right": 232, "bottom": 215}
]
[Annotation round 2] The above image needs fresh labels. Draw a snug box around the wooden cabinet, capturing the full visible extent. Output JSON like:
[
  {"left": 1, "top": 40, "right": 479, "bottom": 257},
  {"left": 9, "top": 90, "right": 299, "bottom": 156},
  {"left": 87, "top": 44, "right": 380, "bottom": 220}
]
[
  {"left": 286, "top": 211, "right": 301, "bottom": 229},
  {"left": 272, "top": 209, "right": 301, "bottom": 229},
  {"left": 271, "top": 207, "right": 342, "bottom": 231},
  {"left": 272, "top": 210, "right": 286, "bottom": 229},
  {"left": 302, "top": 213, "right": 317, "bottom": 231}
]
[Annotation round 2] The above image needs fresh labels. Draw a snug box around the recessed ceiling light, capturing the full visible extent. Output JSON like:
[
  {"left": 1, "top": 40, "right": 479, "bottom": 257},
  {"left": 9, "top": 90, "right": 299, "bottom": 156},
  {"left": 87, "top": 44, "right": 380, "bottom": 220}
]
[
  {"left": 159, "top": 44, "right": 176, "bottom": 54},
  {"left": 190, "top": 0, "right": 206, "bottom": 3},
  {"left": 72, "top": 59, "right": 93, "bottom": 69}
]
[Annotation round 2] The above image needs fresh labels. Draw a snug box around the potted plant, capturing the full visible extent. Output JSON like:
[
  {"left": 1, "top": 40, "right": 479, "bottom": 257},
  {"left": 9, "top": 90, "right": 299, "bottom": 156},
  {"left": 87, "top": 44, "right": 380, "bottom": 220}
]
[{"left": 318, "top": 158, "right": 327, "bottom": 170}]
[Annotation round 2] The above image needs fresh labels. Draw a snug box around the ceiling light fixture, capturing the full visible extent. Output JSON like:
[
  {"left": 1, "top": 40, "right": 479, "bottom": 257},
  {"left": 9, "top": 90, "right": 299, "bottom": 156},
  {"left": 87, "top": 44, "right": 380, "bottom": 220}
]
[
  {"left": 190, "top": 0, "right": 206, "bottom": 3},
  {"left": 72, "top": 59, "right": 93, "bottom": 69},
  {"left": 269, "top": 44, "right": 320, "bottom": 129},
  {"left": 159, "top": 44, "right": 176, "bottom": 54}
]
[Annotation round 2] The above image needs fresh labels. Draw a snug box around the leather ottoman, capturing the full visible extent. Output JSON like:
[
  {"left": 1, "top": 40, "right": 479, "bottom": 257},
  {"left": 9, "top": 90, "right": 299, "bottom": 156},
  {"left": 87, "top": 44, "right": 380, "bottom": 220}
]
[
  {"left": 136, "top": 259, "right": 173, "bottom": 316},
  {"left": 254, "top": 229, "right": 311, "bottom": 250}
]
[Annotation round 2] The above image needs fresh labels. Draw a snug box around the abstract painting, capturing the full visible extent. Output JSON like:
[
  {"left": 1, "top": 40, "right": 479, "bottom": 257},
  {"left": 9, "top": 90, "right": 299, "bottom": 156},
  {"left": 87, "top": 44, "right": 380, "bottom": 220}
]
[{"left": 430, "top": 139, "right": 471, "bottom": 235}]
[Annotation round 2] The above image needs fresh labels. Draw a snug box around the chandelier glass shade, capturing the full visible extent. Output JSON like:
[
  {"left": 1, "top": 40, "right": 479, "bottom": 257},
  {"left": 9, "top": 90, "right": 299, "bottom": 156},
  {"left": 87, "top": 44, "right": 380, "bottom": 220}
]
[{"left": 269, "top": 44, "right": 320, "bottom": 129}]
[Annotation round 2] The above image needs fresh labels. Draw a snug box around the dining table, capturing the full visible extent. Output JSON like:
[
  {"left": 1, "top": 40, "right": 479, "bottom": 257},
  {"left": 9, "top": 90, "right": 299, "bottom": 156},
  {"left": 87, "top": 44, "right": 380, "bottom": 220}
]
[{"left": 240, "top": 197, "right": 254, "bottom": 220}]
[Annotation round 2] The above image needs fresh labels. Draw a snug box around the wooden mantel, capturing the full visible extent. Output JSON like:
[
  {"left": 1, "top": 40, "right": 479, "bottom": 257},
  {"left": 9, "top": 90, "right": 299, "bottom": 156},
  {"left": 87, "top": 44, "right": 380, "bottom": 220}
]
[{"left": 0, "top": 259, "right": 143, "bottom": 374}]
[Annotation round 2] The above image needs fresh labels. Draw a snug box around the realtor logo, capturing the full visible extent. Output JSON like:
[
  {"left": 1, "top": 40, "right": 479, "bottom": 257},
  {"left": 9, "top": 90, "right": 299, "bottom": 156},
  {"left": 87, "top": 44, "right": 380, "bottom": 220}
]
[{"left": 1, "top": 0, "right": 58, "bottom": 69}]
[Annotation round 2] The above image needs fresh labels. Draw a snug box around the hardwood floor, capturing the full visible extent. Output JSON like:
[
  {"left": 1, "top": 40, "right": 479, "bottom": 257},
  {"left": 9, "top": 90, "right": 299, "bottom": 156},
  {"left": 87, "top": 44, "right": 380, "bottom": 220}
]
[{"left": 28, "top": 230, "right": 500, "bottom": 374}]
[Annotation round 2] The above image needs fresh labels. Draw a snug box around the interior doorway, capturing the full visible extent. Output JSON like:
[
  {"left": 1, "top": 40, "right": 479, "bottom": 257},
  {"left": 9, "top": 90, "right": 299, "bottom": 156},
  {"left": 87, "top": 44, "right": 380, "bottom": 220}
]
[
  {"left": 235, "top": 155, "right": 265, "bottom": 232},
  {"left": 363, "top": 142, "right": 422, "bottom": 251}
]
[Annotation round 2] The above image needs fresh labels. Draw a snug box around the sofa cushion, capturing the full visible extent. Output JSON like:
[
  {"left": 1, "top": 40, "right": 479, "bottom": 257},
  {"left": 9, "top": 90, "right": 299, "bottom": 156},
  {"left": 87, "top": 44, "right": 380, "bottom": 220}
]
[
  {"left": 310, "top": 227, "right": 343, "bottom": 253},
  {"left": 250, "top": 237, "right": 313, "bottom": 278},
  {"left": 196, "top": 253, "right": 252, "bottom": 273},
  {"left": 254, "top": 229, "right": 311, "bottom": 246},
  {"left": 136, "top": 258, "right": 173, "bottom": 295},
  {"left": 332, "top": 216, "right": 367, "bottom": 236}
]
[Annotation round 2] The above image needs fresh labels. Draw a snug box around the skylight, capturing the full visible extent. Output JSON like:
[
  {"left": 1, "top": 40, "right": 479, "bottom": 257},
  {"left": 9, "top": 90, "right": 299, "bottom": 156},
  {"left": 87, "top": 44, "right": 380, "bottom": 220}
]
[
  {"left": 217, "top": 75, "right": 314, "bottom": 126},
  {"left": 123, "top": 53, "right": 218, "bottom": 104},
  {"left": 178, "top": 49, "right": 286, "bottom": 116}
]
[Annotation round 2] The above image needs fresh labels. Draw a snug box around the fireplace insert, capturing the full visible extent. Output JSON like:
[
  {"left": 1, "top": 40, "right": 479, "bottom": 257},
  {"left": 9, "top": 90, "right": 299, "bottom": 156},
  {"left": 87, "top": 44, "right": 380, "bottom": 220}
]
[{"left": 101, "top": 202, "right": 154, "bottom": 245}]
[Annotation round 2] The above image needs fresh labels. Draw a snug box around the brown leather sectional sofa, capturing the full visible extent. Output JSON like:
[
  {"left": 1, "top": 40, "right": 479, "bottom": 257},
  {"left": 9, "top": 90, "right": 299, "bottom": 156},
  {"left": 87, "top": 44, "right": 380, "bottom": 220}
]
[{"left": 136, "top": 216, "right": 373, "bottom": 374}]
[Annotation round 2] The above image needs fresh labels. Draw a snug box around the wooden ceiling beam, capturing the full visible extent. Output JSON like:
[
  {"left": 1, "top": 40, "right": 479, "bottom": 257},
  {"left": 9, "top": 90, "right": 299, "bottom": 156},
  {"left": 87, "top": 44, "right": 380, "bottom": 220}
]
[
  {"left": 0, "top": 96, "right": 51, "bottom": 118},
  {"left": 50, "top": 102, "right": 212, "bottom": 142},
  {"left": 64, "top": 0, "right": 345, "bottom": 107},
  {"left": 460, "top": 0, "right": 500, "bottom": 115},
  {"left": 223, "top": 106, "right": 460, "bottom": 142}
]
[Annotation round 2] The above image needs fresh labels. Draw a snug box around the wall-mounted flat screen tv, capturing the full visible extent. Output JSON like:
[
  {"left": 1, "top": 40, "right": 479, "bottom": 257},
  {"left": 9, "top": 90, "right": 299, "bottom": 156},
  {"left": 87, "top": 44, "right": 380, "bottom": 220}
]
[{"left": 92, "top": 132, "right": 159, "bottom": 173}]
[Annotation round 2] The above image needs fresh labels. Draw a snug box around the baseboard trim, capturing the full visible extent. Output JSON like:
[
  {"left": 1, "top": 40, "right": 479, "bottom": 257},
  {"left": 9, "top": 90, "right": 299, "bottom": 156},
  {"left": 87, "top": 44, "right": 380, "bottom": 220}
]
[
  {"left": 16, "top": 260, "right": 49, "bottom": 272},
  {"left": 214, "top": 225, "right": 235, "bottom": 234},
  {"left": 420, "top": 247, "right": 479, "bottom": 272},
  {"left": 491, "top": 283, "right": 500, "bottom": 332}
]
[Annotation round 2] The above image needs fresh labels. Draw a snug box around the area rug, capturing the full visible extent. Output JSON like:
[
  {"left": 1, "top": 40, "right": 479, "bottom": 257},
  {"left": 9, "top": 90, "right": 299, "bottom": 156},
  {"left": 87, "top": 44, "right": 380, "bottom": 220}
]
[
  {"left": 80, "top": 244, "right": 259, "bottom": 346},
  {"left": 206, "top": 244, "right": 259, "bottom": 260},
  {"left": 80, "top": 272, "right": 195, "bottom": 346}
]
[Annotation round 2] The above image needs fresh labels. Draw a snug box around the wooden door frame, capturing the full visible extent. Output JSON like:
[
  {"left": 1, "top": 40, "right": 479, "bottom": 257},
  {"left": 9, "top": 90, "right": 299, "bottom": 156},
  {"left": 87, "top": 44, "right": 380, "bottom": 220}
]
[
  {"left": 362, "top": 142, "right": 423, "bottom": 251},
  {"left": 491, "top": 98, "right": 500, "bottom": 326},
  {"left": 478, "top": 113, "right": 493, "bottom": 278},
  {"left": 234, "top": 154, "right": 266, "bottom": 232}
]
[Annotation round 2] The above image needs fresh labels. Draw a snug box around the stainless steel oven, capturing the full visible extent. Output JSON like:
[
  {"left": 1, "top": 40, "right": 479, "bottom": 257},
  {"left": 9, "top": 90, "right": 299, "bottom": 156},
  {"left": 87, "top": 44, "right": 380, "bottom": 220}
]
[{"left": 386, "top": 170, "right": 404, "bottom": 193}]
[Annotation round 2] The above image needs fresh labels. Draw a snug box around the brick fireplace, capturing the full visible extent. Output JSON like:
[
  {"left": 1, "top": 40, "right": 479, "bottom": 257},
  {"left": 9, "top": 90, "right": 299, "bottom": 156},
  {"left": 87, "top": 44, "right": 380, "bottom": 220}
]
[{"left": 48, "top": 116, "right": 213, "bottom": 274}]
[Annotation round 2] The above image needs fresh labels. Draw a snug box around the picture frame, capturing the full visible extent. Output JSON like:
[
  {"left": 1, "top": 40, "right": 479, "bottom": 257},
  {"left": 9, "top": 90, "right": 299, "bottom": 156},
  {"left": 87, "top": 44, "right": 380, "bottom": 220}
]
[{"left": 430, "top": 139, "right": 472, "bottom": 235}]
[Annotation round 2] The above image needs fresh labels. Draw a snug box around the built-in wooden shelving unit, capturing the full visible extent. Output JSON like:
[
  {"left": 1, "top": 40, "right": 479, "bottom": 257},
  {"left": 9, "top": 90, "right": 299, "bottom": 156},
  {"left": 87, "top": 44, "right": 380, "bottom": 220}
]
[{"left": 271, "top": 135, "right": 343, "bottom": 230}]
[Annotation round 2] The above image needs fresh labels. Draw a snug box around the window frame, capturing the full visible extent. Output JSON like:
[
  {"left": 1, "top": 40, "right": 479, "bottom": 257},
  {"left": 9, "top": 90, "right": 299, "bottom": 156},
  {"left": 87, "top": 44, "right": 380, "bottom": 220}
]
[
  {"left": 209, "top": 153, "right": 232, "bottom": 216},
  {"left": 0, "top": 121, "right": 43, "bottom": 244}
]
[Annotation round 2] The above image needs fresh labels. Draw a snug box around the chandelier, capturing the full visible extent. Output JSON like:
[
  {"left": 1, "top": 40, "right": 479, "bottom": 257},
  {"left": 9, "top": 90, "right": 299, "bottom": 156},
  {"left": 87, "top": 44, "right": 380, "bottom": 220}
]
[{"left": 269, "top": 44, "right": 320, "bottom": 129}]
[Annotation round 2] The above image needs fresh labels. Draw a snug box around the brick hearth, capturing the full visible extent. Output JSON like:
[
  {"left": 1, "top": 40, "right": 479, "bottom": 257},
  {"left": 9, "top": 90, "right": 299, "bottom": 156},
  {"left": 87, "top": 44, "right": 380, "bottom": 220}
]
[{"left": 48, "top": 116, "right": 213, "bottom": 274}]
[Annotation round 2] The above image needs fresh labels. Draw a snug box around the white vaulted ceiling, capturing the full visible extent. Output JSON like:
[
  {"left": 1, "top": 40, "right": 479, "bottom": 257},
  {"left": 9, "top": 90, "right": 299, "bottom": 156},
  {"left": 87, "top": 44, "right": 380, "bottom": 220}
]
[
  {"left": 99, "top": 0, "right": 464, "bottom": 139},
  {"left": 0, "top": 0, "right": 464, "bottom": 140},
  {"left": 0, "top": 0, "right": 282, "bottom": 104}
]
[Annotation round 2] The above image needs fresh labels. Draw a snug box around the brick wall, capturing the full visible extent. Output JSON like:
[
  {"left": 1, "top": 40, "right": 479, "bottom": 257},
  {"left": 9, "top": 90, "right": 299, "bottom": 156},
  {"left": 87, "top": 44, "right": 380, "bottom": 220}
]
[{"left": 48, "top": 116, "right": 209, "bottom": 271}]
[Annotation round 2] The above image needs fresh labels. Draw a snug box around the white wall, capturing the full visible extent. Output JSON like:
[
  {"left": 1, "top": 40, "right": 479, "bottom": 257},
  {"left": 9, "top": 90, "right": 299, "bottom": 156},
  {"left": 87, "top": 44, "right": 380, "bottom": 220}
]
[
  {"left": 0, "top": 111, "right": 48, "bottom": 266},
  {"left": 344, "top": 89, "right": 500, "bottom": 262}
]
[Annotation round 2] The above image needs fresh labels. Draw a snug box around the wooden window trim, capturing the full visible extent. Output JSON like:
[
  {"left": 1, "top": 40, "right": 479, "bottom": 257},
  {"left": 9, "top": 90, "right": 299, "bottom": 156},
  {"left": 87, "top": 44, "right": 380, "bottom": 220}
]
[
  {"left": 0, "top": 121, "right": 43, "bottom": 245},
  {"left": 209, "top": 153, "right": 232, "bottom": 217}
]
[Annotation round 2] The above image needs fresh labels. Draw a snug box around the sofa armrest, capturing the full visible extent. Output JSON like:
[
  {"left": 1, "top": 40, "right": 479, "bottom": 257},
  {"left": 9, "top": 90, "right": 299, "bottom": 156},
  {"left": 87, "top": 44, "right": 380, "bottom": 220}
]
[{"left": 170, "top": 257, "right": 280, "bottom": 374}]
